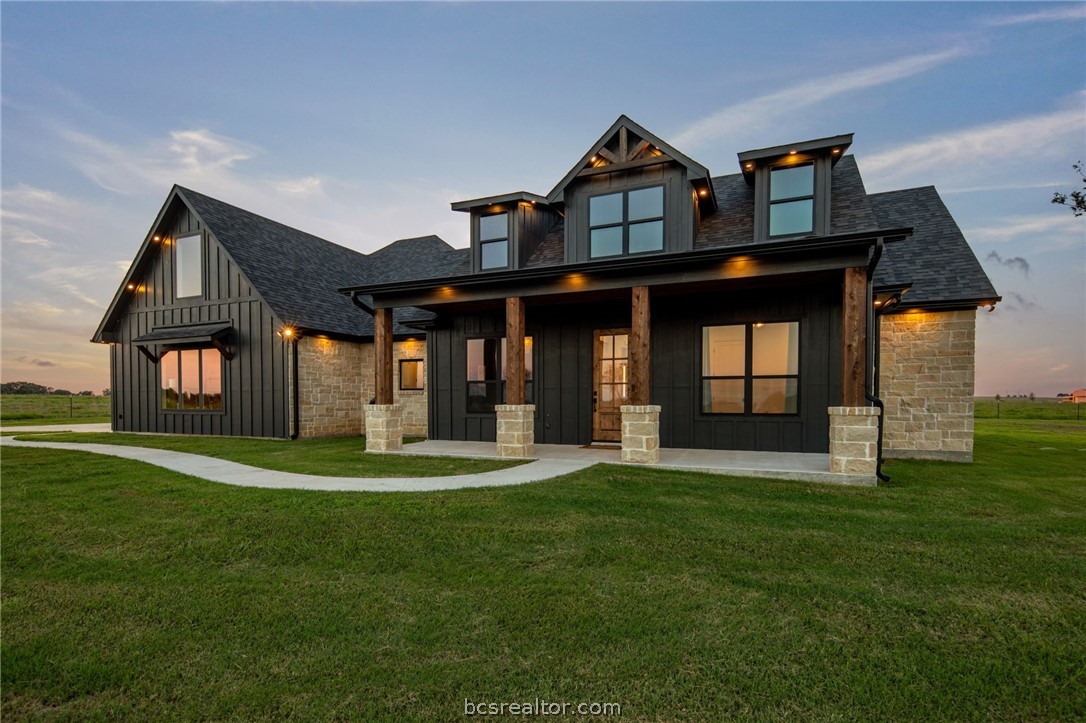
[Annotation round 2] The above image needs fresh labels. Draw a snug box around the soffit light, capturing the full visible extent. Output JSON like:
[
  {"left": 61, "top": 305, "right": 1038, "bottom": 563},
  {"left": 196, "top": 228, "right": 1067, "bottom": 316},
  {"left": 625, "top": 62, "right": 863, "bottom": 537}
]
[{"left": 126, "top": 283, "right": 136, "bottom": 291}]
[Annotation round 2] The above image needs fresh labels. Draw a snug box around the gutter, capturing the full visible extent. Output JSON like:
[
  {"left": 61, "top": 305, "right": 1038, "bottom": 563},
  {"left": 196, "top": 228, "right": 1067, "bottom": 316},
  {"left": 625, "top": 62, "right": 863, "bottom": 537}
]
[{"left": 864, "top": 239, "right": 890, "bottom": 483}]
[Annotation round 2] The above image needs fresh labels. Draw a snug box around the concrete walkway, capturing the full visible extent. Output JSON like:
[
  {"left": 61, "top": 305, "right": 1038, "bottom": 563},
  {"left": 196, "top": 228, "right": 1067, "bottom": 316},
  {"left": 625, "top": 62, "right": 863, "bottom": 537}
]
[{"left": 0, "top": 436, "right": 593, "bottom": 492}]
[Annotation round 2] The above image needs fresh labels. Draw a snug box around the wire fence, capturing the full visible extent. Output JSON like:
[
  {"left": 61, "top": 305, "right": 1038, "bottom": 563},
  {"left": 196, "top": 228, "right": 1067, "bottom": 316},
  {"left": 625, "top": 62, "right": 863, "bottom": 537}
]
[{"left": 1, "top": 395, "right": 112, "bottom": 421}]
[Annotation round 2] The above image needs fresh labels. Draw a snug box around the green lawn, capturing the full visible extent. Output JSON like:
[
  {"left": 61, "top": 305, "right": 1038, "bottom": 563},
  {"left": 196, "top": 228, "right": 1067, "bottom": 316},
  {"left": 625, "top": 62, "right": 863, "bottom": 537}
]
[
  {"left": 975, "top": 396, "right": 1084, "bottom": 420},
  {"left": 1, "top": 394, "right": 111, "bottom": 424},
  {"left": 2, "top": 419, "right": 1084, "bottom": 720},
  {"left": 9, "top": 432, "right": 522, "bottom": 478}
]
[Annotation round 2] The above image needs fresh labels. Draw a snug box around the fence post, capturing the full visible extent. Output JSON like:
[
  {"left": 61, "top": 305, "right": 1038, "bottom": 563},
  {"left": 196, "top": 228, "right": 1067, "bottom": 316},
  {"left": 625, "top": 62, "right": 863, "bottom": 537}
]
[{"left": 70, "top": 395, "right": 74, "bottom": 418}]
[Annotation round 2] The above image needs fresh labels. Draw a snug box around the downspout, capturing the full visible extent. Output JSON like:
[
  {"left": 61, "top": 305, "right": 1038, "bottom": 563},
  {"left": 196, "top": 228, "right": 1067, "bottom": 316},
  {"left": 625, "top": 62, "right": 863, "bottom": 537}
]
[
  {"left": 290, "top": 336, "right": 301, "bottom": 440},
  {"left": 865, "top": 239, "right": 890, "bottom": 483}
]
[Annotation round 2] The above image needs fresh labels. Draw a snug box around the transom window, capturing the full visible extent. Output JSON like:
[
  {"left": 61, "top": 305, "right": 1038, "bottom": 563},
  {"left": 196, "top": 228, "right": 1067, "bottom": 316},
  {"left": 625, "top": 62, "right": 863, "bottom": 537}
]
[
  {"left": 701, "top": 321, "right": 799, "bottom": 415},
  {"left": 175, "top": 233, "right": 203, "bottom": 298},
  {"left": 479, "top": 213, "right": 509, "bottom": 270},
  {"left": 161, "top": 349, "right": 223, "bottom": 411},
  {"left": 589, "top": 185, "right": 664, "bottom": 258},
  {"left": 466, "top": 337, "right": 533, "bottom": 413},
  {"left": 769, "top": 164, "right": 814, "bottom": 237},
  {"left": 399, "top": 359, "right": 424, "bottom": 391}
]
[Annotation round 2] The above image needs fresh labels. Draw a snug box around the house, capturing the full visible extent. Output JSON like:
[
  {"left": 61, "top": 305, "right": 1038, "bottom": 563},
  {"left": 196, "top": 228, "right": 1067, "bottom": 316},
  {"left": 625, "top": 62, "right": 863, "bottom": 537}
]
[
  {"left": 91, "top": 186, "right": 463, "bottom": 438},
  {"left": 94, "top": 116, "right": 998, "bottom": 481},
  {"left": 1065, "top": 389, "right": 1086, "bottom": 403},
  {"left": 339, "top": 116, "right": 998, "bottom": 475}
]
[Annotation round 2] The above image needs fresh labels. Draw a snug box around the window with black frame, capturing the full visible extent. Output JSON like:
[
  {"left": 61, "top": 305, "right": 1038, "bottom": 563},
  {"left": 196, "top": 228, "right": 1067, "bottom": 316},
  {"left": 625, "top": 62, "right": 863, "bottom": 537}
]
[
  {"left": 768, "top": 164, "right": 814, "bottom": 237},
  {"left": 478, "top": 213, "right": 509, "bottom": 270},
  {"left": 701, "top": 321, "right": 799, "bottom": 415},
  {"left": 589, "top": 185, "right": 664, "bottom": 258},
  {"left": 466, "top": 337, "right": 533, "bottom": 412},
  {"left": 160, "top": 348, "right": 223, "bottom": 411}
]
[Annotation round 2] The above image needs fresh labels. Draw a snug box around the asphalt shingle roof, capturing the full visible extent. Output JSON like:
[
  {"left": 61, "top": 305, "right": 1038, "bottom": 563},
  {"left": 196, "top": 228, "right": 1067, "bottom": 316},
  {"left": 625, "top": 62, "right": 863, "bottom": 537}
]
[
  {"left": 869, "top": 186, "right": 999, "bottom": 306},
  {"left": 177, "top": 187, "right": 466, "bottom": 338}
]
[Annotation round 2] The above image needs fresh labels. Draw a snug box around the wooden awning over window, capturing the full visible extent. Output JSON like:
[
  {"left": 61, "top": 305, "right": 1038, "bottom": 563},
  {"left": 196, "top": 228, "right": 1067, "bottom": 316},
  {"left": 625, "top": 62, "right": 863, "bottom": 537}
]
[{"left": 133, "top": 322, "right": 233, "bottom": 363}]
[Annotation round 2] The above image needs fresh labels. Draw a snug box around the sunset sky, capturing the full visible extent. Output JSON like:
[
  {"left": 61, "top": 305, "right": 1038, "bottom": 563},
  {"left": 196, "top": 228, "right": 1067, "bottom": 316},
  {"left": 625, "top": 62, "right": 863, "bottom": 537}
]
[{"left": 2, "top": 2, "right": 1084, "bottom": 396}]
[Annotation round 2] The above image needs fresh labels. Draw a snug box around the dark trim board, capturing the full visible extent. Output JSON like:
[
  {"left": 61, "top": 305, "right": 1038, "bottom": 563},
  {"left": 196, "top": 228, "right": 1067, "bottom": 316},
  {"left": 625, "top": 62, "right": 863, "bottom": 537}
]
[{"left": 426, "top": 280, "right": 840, "bottom": 452}]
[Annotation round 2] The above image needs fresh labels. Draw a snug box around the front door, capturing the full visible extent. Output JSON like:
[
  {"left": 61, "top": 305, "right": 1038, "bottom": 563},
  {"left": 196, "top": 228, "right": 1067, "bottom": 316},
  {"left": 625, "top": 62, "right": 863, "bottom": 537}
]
[{"left": 593, "top": 329, "right": 630, "bottom": 442}]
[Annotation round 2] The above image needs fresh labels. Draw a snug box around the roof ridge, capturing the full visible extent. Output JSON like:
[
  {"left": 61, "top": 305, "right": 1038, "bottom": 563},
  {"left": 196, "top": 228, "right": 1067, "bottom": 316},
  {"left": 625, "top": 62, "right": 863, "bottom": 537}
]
[
  {"left": 174, "top": 185, "right": 369, "bottom": 261},
  {"left": 867, "top": 185, "right": 938, "bottom": 197}
]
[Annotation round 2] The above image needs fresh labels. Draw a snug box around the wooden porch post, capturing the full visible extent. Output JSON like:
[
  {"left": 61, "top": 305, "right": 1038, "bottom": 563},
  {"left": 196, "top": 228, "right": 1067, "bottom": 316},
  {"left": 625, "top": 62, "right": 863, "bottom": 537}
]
[
  {"left": 841, "top": 267, "right": 867, "bottom": 407},
  {"left": 374, "top": 307, "right": 394, "bottom": 405},
  {"left": 505, "top": 297, "right": 525, "bottom": 405},
  {"left": 629, "top": 286, "right": 651, "bottom": 406}
]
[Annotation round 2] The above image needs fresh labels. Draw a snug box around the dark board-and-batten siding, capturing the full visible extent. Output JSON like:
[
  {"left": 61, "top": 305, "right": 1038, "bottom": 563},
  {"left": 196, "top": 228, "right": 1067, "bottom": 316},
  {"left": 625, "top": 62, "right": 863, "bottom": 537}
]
[
  {"left": 109, "top": 206, "right": 290, "bottom": 438},
  {"left": 427, "top": 282, "right": 841, "bottom": 453}
]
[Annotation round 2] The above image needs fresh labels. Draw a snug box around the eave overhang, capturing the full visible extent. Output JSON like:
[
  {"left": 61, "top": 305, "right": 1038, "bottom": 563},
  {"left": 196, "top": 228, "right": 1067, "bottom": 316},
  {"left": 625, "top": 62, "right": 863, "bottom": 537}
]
[
  {"left": 451, "top": 191, "right": 550, "bottom": 212},
  {"left": 738, "top": 133, "right": 853, "bottom": 183},
  {"left": 340, "top": 228, "right": 912, "bottom": 310}
]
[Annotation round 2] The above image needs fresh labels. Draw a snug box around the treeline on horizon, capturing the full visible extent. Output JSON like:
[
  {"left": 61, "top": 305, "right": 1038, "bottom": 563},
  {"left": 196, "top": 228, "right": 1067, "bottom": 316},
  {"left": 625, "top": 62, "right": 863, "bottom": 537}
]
[{"left": 1, "top": 382, "right": 109, "bottom": 397}]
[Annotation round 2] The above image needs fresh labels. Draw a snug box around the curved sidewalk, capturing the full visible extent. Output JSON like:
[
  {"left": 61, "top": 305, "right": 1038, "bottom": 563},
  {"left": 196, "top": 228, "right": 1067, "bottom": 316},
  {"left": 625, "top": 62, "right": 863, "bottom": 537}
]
[{"left": 0, "top": 437, "right": 593, "bottom": 492}]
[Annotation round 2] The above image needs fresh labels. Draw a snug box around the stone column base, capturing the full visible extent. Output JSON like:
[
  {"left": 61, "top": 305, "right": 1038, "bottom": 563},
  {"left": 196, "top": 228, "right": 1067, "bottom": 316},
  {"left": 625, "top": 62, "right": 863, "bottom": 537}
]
[
  {"left": 621, "top": 405, "right": 661, "bottom": 464},
  {"left": 828, "top": 406, "right": 880, "bottom": 476},
  {"left": 364, "top": 403, "right": 404, "bottom": 453},
  {"left": 496, "top": 404, "right": 535, "bottom": 458}
]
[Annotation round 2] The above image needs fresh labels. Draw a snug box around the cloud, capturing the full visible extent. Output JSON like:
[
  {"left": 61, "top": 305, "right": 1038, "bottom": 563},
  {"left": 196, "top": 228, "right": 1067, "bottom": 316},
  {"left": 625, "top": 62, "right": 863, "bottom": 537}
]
[
  {"left": 671, "top": 46, "right": 969, "bottom": 150},
  {"left": 981, "top": 5, "right": 1086, "bottom": 27},
  {"left": 985, "top": 250, "right": 1030, "bottom": 276},
  {"left": 1049, "top": 363, "right": 1070, "bottom": 373},
  {"left": 1001, "top": 292, "right": 1042, "bottom": 312},
  {"left": 0, "top": 183, "right": 88, "bottom": 230},
  {"left": 861, "top": 101, "right": 1085, "bottom": 190},
  {"left": 965, "top": 213, "right": 1084, "bottom": 247},
  {"left": 16, "top": 356, "right": 58, "bottom": 368}
]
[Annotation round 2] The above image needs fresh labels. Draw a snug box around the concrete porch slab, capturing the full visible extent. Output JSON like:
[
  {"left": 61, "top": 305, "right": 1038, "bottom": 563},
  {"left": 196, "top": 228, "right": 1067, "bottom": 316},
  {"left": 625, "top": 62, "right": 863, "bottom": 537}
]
[{"left": 388, "top": 440, "right": 876, "bottom": 486}]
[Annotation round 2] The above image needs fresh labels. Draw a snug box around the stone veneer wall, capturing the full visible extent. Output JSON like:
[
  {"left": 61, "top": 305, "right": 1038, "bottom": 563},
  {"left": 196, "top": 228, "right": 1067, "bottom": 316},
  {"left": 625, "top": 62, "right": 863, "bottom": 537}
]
[
  {"left": 879, "top": 309, "right": 976, "bottom": 461},
  {"left": 295, "top": 336, "right": 428, "bottom": 439}
]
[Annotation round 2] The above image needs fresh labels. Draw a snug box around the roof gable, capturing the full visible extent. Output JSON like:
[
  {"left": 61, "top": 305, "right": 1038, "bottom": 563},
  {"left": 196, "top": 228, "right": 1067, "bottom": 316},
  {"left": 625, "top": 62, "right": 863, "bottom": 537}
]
[{"left": 546, "top": 115, "right": 714, "bottom": 206}]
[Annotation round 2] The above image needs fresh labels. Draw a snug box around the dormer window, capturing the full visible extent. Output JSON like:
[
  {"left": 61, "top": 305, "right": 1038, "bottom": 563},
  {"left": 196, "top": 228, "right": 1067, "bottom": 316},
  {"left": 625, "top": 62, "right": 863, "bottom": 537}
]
[
  {"left": 769, "top": 164, "right": 814, "bottom": 237},
  {"left": 479, "top": 212, "right": 509, "bottom": 270},
  {"left": 175, "top": 232, "right": 203, "bottom": 298},
  {"left": 589, "top": 185, "right": 664, "bottom": 258}
]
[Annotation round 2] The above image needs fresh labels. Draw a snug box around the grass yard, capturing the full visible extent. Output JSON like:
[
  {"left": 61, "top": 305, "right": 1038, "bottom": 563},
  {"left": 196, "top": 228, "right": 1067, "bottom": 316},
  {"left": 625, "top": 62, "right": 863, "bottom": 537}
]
[
  {"left": 9, "top": 432, "right": 522, "bottom": 478},
  {"left": 2, "top": 419, "right": 1084, "bottom": 720},
  {"left": 1, "top": 394, "right": 111, "bottom": 426},
  {"left": 975, "top": 396, "right": 1085, "bottom": 420}
]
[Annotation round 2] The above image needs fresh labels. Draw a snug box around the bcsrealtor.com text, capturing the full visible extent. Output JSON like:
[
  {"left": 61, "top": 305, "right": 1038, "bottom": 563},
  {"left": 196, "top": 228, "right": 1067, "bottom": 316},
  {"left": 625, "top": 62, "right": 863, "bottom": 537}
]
[{"left": 464, "top": 699, "right": 621, "bottom": 716}]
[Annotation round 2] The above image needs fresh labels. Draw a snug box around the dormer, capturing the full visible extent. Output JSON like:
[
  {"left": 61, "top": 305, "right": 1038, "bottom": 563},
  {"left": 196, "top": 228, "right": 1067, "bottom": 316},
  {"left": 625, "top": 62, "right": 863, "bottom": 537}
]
[
  {"left": 546, "top": 116, "right": 717, "bottom": 264},
  {"left": 737, "top": 133, "right": 853, "bottom": 242},
  {"left": 451, "top": 191, "right": 561, "bottom": 273}
]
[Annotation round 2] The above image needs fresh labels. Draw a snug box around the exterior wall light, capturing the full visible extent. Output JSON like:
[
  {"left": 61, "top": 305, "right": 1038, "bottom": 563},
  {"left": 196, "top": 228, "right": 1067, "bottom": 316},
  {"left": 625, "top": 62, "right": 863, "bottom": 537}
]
[{"left": 278, "top": 326, "right": 298, "bottom": 339}]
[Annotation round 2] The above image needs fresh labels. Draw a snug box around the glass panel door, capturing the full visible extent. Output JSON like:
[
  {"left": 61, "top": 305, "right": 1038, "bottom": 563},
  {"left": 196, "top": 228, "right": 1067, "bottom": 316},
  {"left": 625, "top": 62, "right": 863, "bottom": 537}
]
[{"left": 593, "top": 329, "right": 630, "bottom": 442}]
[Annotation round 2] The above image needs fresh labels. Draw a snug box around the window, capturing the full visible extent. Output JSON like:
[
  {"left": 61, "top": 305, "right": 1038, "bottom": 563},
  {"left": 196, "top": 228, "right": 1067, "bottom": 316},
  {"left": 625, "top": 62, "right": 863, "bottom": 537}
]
[
  {"left": 399, "top": 359, "right": 424, "bottom": 390},
  {"left": 769, "top": 164, "right": 814, "bottom": 237},
  {"left": 175, "top": 233, "right": 203, "bottom": 298},
  {"left": 479, "top": 213, "right": 509, "bottom": 270},
  {"left": 160, "top": 349, "right": 223, "bottom": 410},
  {"left": 589, "top": 185, "right": 664, "bottom": 258},
  {"left": 701, "top": 321, "right": 799, "bottom": 415},
  {"left": 466, "top": 337, "right": 534, "bottom": 413}
]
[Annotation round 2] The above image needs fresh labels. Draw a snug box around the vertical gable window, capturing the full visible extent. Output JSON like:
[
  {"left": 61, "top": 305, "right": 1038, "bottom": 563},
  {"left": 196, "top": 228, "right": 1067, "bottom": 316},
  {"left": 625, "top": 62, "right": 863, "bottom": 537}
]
[
  {"left": 769, "top": 164, "right": 814, "bottom": 237},
  {"left": 160, "top": 349, "right": 223, "bottom": 411},
  {"left": 701, "top": 321, "right": 799, "bottom": 414},
  {"left": 479, "top": 213, "right": 509, "bottom": 270},
  {"left": 175, "top": 233, "right": 203, "bottom": 298},
  {"left": 589, "top": 185, "right": 664, "bottom": 258}
]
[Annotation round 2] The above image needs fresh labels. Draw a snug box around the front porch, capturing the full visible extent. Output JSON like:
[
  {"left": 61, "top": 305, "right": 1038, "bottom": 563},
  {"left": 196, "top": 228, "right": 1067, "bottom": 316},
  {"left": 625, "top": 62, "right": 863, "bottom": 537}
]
[{"left": 387, "top": 439, "right": 877, "bottom": 486}]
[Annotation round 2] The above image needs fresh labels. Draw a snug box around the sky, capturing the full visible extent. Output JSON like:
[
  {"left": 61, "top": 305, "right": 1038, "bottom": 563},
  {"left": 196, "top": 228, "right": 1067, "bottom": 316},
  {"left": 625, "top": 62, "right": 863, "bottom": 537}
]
[{"left": 2, "top": 1, "right": 1084, "bottom": 396}]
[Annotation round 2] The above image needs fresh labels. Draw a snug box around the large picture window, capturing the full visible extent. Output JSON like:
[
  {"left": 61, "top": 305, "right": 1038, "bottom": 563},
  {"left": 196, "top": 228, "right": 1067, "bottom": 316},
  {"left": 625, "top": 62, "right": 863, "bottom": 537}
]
[
  {"left": 769, "top": 164, "right": 814, "bottom": 237},
  {"left": 701, "top": 321, "right": 799, "bottom": 415},
  {"left": 466, "top": 337, "right": 533, "bottom": 413},
  {"left": 478, "top": 213, "right": 509, "bottom": 270},
  {"left": 589, "top": 185, "right": 664, "bottom": 258},
  {"left": 161, "top": 349, "right": 223, "bottom": 411},
  {"left": 175, "top": 233, "right": 203, "bottom": 298}
]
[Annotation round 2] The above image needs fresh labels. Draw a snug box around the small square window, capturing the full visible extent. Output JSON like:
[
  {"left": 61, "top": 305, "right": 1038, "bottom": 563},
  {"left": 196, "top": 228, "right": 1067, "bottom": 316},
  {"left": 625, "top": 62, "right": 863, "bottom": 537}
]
[{"left": 399, "top": 359, "right": 424, "bottom": 391}]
